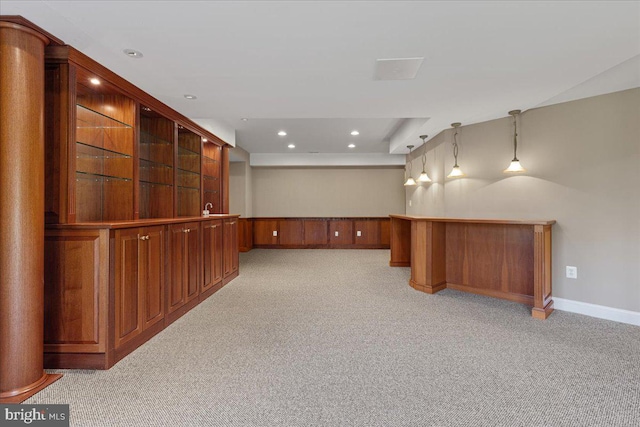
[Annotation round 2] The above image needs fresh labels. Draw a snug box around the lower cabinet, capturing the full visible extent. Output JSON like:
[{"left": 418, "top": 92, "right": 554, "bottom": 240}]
[
  {"left": 114, "top": 226, "right": 165, "bottom": 349},
  {"left": 224, "top": 218, "right": 239, "bottom": 282},
  {"left": 167, "top": 222, "right": 201, "bottom": 324},
  {"left": 202, "top": 219, "right": 223, "bottom": 297},
  {"left": 43, "top": 215, "right": 240, "bottom": 370},
  {"left": 250, "top": 218, "right": 389, "bottom": 249}
]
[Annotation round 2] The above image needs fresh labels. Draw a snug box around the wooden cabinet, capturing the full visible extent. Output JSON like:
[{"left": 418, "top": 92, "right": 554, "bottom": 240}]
[
  {"left": 279, "top": 219, "right": 304, "bottom": 246},
  {"left": 329, "top": 220, "right": 353, "bottom": 245},
  {"left": 167, "top": 222, "right": 201, "bottom": 324},
  {"left": 224, "top": 218, "right": 239, "bottom": 282},
  {"left": 304, "top": 220, "right": 328, "bottom": 245},
  {"left": 202, "top": 143, "right": 222, "bottom": 215},
  {"left": 139, "top": 107, "right": 174, "bottom": 219},
  {"left": 250, "top": 218, "right": 389, "bottom": 249},
  {"left": 44, "top": 46, "right": 229, "bottom": 224},
  {"left": 253, "top": 219, "right": 279, "bottom": 245},
  {"left": 202, "top": 219, "right": 223, "bottom": 297},
  {"left": 114, "top": 226, "right": 164, "bottom": 349},
  {"left": 238, "top": 218, "right": 253, "bottom": 252}
]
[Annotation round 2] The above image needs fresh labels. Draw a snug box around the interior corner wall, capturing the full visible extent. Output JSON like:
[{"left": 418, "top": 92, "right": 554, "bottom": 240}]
[
  {"left": 406, "top": 88, "right": 640, "bottom": 313},
  {"left": 251, "top": 167, "right": 405, "bottom": 217}
]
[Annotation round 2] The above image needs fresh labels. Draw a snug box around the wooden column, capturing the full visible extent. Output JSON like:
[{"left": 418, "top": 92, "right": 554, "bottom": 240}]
[
  {"left": 0, "top": 21, "right": 61, "bottom": 403},
  {"left": 532, "top": 224, "right": 554, "bottom": 319},
  {"left": 221, "top": 145, "right": 230, "bottom": 214},
  {"left": 389, "top": 216, "right": 411, "bottom": 266},
  {"left": 409, "top": 220, "right": 446, "bottom": 293}
]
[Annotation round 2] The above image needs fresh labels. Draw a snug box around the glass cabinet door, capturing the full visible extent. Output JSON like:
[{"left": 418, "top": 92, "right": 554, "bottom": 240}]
[
  {"left": 139, "top": 106, "right": 174, "bottom": 219},
  {"left": 177, "top": 126, "right": 201, "bottom": 217}
]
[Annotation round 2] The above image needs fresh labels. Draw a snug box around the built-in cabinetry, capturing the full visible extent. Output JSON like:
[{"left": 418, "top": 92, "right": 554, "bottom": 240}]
[
  {"left": 39, "top": 43, "right": 239, "bottom": 369},
  {"left": 250, "top": 217, "right": 390, "bottom": 249}
]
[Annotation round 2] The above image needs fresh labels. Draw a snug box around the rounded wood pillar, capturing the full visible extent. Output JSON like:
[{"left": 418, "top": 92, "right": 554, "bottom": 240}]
[{"left": 0, "top": 21, "right": 59, "bottom": 403}]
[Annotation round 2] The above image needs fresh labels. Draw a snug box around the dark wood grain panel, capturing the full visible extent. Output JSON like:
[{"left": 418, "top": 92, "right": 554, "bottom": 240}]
[
  {"left": 44, "top": 233, "right": 101, "bottom": 345},
  {"left": 114, "top": 228, "right": 141, "bottom": 348},
  {"left": 253, "top": 219, "right": 279, "bottom": 245},
  {"left": 279, "top": 219, "right": 304, "bottom": 246},
  {"left": 238, "top": 218, "right": 253, "bottom": 252},
  {"left": 202, "top": 220, "right": 223, "bottom": 292},
  {"left": 329, "top": 220, "right": 353, "bottom": 245},
  {"left": 167, "top": 224, "right": 186, "bottom": 313},
  {"left": 445, "top": 223, "right": 467, "bottom": 285},
  {"left": 466, "top": 224, "right": 505, "bottom": 291},
  {"left": 503, "top": 225, "right": 534, "bottom": 296},
  {"left": 354, "top": 220, "right": 380, "bottom": 245},
  {"left": 390, "top": 217, "right": 411, "bottom": 266},
  {"left": 380, "top": 219, "right": 390, "bottom": 246},
  {"left": 142, "top": 226, "right": 165, "bottom": 330},
  {"left": 304, "top": 220, "right": 328, "bottom": 245},
  {"left": 224, "top": 219, "right": 239, "bottom": 277},
  {"left": 185, "top": 222, "right": 201, "bottom": 303}
]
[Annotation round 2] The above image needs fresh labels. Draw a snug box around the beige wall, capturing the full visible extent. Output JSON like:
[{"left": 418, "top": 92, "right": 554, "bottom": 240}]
[
  {"left": 252, "top": 167, "right": 405, "bottom": 217},
  {"left": 406, "top": 88, "right": 640, "bottom": 312}
]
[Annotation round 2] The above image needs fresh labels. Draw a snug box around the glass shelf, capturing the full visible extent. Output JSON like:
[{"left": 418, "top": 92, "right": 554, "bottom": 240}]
[
  {"left": 76, "top": 104, "right": 133, "bottom": 129},
  {"left": 140, "top": 180, "right": 173, "bottom": 188},
  {"left": 140, "top": 130, "right": 173, "bottom": 146},
  {"left": 76, "top": 171, "right": 132, "bottom": 182},
  {"left": 178, "top": 146, "right": 200, "bottom": 157},
  {"left": 76, "top": 141, "right": 131, "bottom": 159}
]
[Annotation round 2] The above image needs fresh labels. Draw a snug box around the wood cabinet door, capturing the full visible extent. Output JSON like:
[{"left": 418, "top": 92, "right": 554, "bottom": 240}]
[
  {"left": 184, "top": 222, "right": 200, "bottom": 303},
  {"left": 329, "top": 220, "right": 353, "bottom": 245},
  {"left": 168, "top": 224, "right": 186, "bottom": 314},
  {"left": 114, "top": 228, "right": 141, "bottom": 348},
  {"left": 224, "top": 219, "right": 239, "bottom": 276},
  {"left": 279, "top": 219, "right": 304, "bottom": 246},
  {"left": 203, "top": 220, "right": 223, "bottom": 292},
  {"left": 141, "top": 225, "right": 165, "bottom": 331},
  {"left": 304, "top": 220, "right": 328, "bottom": 245},
  {"left": 354, "top": 220, "right": 381, "bottom": 245},
  {"left": 253, "top": 219, "right": 279, "bottom": 245}
]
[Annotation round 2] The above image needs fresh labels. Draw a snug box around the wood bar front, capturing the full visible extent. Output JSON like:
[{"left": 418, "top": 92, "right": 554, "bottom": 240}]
[{"left": 389, "top": 215, "right": 555, "bottom": 319}]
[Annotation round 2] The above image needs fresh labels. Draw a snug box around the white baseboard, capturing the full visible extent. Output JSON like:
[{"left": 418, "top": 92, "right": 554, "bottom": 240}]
[{"left": 553, "top": 298, "right": 640, "bottom": 326}]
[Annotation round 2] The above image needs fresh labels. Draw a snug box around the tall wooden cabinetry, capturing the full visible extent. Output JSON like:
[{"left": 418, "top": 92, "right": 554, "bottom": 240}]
[{"left": 40, "top": 44, "right": 238, "bottom": 370}]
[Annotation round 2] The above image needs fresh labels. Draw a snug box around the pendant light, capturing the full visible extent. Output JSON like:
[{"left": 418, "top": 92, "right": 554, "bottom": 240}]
[
  {"left": 404, "top": 145, "right": 417, "bottom": 186},
  {"left": 447, "top": 123, "right": 465, "bottom": 178},
  {"left": 504, "top": 109, "right": 526, "bottom": 173},
  {"left": 417, "top": 135, "right": 431, "bottom": 183}
]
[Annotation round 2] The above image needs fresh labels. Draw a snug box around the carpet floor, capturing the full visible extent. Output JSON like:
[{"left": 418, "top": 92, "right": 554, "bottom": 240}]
[{"left": 28, "top": 249, "right": 640, "bottom": 426}]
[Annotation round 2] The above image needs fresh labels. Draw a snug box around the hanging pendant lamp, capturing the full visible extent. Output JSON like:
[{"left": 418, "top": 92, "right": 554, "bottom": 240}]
[
  {"left": 504, "top": 109, "right": 526, "bottom": 173},
  {"left": 447, "top": 123, "right": 465, "bottom": 178},
  {"left": 404, "top": 145, "right": 417, "bottom": 186},
  {"left": 417, "top": 135, "right": 431, "bottom": 183}
]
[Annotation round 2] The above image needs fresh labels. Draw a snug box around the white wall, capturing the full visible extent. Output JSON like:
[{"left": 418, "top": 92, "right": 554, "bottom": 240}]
[
  {"left": 406, "top": 88, "right": 640, "bottom": 313},
  {"left": 229, "top": 146, "right": 252, "bottom": 217}
]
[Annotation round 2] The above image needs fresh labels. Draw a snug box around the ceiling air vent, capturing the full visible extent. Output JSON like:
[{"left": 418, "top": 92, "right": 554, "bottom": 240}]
[{"left": 374, "top": 57, "right": 424, "bottom": 80}]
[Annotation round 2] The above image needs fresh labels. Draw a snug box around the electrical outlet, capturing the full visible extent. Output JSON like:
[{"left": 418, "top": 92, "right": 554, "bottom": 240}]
[
  {"left": 272, "top": 230, "right": 278, "bottom": 237},
  {"left": 357, "top": 231, "right": 362, "bottom": 237},
  {"left": 566, "top": 266, "right": 578, "bottom": 279},
  {"left": 335, "top": 231, "right": 339, "bottom": 237},
  {"left": 409, "top": 200, "right": 412, "bottom": 207}
]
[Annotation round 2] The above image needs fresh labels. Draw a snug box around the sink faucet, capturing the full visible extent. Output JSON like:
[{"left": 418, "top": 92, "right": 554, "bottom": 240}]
[{"left": 203, "top": 202, "right": 213, "bottom": 216}]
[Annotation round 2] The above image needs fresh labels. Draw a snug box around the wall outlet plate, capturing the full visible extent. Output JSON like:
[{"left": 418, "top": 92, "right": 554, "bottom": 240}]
[
  {"left": 356, "top": 231, "right": 362, "bottom": 237},
  {"left": 335, "top": 231, "right": 339, "bottom": 236},
  {"left": 566, "top": 266, "right": 578, "bottom": 279},
  {"left": 273, "top": 230, "right": 278, "bottom": 237}
]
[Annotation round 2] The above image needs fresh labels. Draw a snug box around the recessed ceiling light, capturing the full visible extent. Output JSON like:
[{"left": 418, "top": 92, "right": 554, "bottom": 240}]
[
  {"left": 241, "top": 118, "right": 248, "bottom": 121},
  {"left": 90, "top": 78, "right": 100, "bottom": 85},
  {"left": 350, "top": 130, "right": 360, "bottom": 136},
  {"left": 278, "top": 131, "right": 287, "bottom": 136},
  {"left": 141, "top": 106, "right": 151, "bottom": 112},
  {"left": 202, "top": 138, "right": 208, "bottom": 142},
  {"left": 184, "top": 94, "right": 197, "bottom": 100},
  {"left": 288, "top": 144, "right": 295, "bottom": 149},
  {"left": 348, "top": 143, "right": 356, "bottom": 148},
  {"left": 123, "top": 49, "right": 143, "bottom": 58}
]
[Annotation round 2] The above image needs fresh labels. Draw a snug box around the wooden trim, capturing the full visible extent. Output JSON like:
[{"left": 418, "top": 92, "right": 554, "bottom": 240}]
[
  {"left": 0, "top": 16, "right": 64, "bottom": 45},
  {"left": 389, "top": 214, "right": 556, "bottom": 226},
  {"left": 45, "top": 46, "right": 226, "bottom": 146},
  {"left": 44, "top": 352, "right": 108, "bottom": 370},
  {"left": 447, "top": 283, "right": 535, "bottom": 306}
]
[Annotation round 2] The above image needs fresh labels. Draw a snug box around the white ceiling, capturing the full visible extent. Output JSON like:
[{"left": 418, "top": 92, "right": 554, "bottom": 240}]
[{"left": 2, "top": 1, "right": 639, "bottom": 161}]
